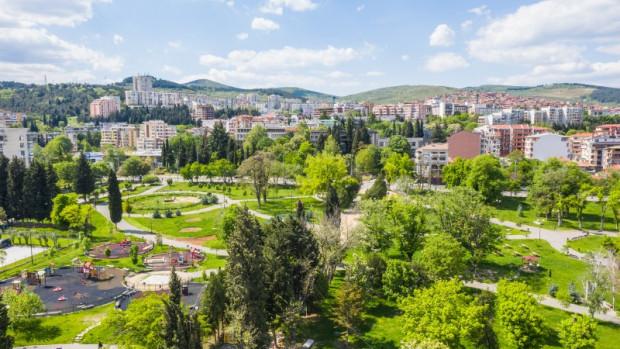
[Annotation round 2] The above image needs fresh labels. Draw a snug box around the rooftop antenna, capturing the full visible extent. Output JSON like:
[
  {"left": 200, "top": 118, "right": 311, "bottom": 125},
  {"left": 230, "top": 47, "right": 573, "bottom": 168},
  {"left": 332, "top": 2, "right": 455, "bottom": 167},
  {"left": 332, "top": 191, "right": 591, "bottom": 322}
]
[{"left": 44, "top": 74, "right": 47, "bottom": 85}]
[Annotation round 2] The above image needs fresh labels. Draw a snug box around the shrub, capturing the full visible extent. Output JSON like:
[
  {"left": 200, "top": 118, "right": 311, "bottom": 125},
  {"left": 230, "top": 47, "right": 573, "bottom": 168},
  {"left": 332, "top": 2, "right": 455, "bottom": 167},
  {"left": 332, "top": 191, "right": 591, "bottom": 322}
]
[
  {"left": 548, "top": 281, "right": 558, "bottom": 297},
  {"left": 198, "top": 183, "right": 204, "bottom": 188},
  {"left": 105, "top": 246, "right": 112, "bottom": 257},
  {"left": 129, "top": 244, "right": 138, "bottom": 264},
  {"left": 201, "top": 196, "right": 210, "bottom": 205},
  {"left": 243, "top": 190, "right": 247, "bottom": 196},
  {"left": 165, "top": 209, "right": 173, "bottom": 218},
  {"left": 175, "top": 209, "right": 182, "bottom": 216},
  {"left": 517, "top": 204, "right": 524, "bottom": 217},
  {"left": 142, "top": 175, "right": 159, "bottom": 185},
  {"left": 156, "top": 234, "right": 163, "bottom": 246},
  {"left": 153, "top": 209, "right": 161, "bottom": 218},
  {"left": 568, "top": 281, "right": 581, "bottom": 303},
  {"left": 166, "top": 178, "right": 173, "bottom": 186}
]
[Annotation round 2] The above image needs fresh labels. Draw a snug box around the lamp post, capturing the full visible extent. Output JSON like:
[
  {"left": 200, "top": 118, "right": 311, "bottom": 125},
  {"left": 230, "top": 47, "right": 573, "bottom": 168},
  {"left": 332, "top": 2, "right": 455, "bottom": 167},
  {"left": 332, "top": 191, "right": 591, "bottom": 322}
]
[{"left": 533, "top": 220, "right": 544, "bottom": 241}]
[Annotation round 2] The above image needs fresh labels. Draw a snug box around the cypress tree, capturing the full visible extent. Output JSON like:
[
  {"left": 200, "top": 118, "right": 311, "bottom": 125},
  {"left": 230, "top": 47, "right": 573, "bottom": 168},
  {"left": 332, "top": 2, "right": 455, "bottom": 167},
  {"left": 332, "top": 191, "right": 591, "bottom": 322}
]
[
  {"left": 324, "top": 184, "right": 341, "bottom": 225},
  {"left": 24, "top": 161, "right": 50, "bottom": 222},
  {"left": 226, "top": 138, "right": 236, "bottom": 164},
  {"left": 161, "top": 140, "right": 168, "bottom": 168},
  {"left": 0, "top": 294, "right": 14, "bottom": 349},
  {"left": 74, "top": 153, "right": 95, "bottom": 201},
  {"left": 0, "top": 154, "right": 9, "bottom": 211},
  {"left": 6, "top": 157, "right": 26, "bottom": 220},
  {"left": 169, "top": 266, "right": 182, "bottom": 305},
  {"left": 177, "top": 142, "right": 187, "bottom": 169},
  {"left": 364, "top": 174, "right": 388, "bottom": 200},
  {"left": 107, "top": 169, "right": 122, "bottom": 230},
  {"left": 403, "top": 121, "right": 414, "bottom": 137},
  {"left": 46, "top": 164, "right": 59, "bottom": 202},
  {"left": 316, "top": 133, "right": 326, "bottom": 152},
  {"left": 201, "top": 268, "right": 228, "bottom": 343},
  {"left": 226, "top": 206, "right": 269, "bottom": 348},
  {"left": 197, "top": 136, "right": 211, "bottom": 165}
]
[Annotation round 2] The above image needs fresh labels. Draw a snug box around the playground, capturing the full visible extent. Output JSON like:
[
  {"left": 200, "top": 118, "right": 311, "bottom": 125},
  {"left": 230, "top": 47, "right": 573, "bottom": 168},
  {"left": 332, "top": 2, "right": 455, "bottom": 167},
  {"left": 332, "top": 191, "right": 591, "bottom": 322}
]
[
  {"left": 86, "top": 239, "right": 153, "bottom": 259},
  {"left": 1, "top": 261, "right": 127, "bottom": 314},
  {"left": 143, "top": 246, "right": 205, "bottom": 270}
]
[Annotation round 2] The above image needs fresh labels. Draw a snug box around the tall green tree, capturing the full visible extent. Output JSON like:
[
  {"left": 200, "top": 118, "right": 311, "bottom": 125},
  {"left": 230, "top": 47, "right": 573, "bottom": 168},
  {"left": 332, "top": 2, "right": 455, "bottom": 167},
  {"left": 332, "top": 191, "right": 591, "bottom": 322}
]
[
  {"left": 104, "top": 292, "right": 167, "bottom": 348},
  {"left": 73, "top": 153, "right": 95, "bottom": 201},
  {"left": 558, "top": 315, "right": 597, "bottom": 349},
  {"left": 162, "top": 299, "right": 202, "bottom": 349},
  {"left": 169, "top": 266, "right": 182, "bottom": 306},
  {"left": 210, "top": 121, "right": 229, "bottom": 160},
  {"left": 237, "top": 152, "right": 273, "bottom": 209},
  {"left": 107, "top": 169, "right": 122, "bottom": 230},
  {"left": 6, "top": 157, "right": 26, "bottom": 220},
  {"left": 496, "top": 280, "right": 545, "bottom": 349},
  {"left": 0, "top": 154, "right": 9, "bottom": 212},
  {"left": 323, "top": 184, "right": 341, "bottom": 225},
  {"left": 364, "top": 174, "right": 387, "bottom": 200},
  {"left": 0, "top": 294, "right": 14, "bottom": 349},
  {"left": 201, "top": 268, "right": 228, "bottom": 343},
  {"left": 24, "top": 161, "right": 52, "bottom": 222},
  {"left": 434, "top": 187, "right": 503, "bottom": 275},
  {"left": 226, "top": 206, "right": 269, "bottom": 348},
  {"left": 420, "top": 234, "right": 469, "bottom": 281},
  {"left": 465, "top": 155, "right": 507, "bottom": 203},
  {"left": 333, "top": 281, "right": 365, "bottom": 346}
]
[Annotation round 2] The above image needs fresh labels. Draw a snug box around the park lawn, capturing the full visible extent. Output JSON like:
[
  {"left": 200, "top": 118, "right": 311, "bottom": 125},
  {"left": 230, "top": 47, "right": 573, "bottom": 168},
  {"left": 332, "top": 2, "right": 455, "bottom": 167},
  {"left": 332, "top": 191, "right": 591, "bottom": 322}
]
[
  {"left": 480, "top": 239, "right": 587, "bottom": 295},
  {"left": 10, "top": 303, "right": 114, "bottom": 346},
  {"left": 126, "top": 193, "right": 210, "bottom": 214},
  {"left": 158, "top": 181, "right": 304, "bottom": 200},
  {"left": 493, "top": 224, "right": 532, "bottom": 236},
  {"left": 186, "top": 253, "right": 227, "bottom": 271},
  {"left": 494, "top": 196, "right": 619, "bottom": 232},
  {"left": 244, "top": 197, "right": 323, "bottom": 219},
  {"left": 204, "top": 236, "right": 227, "bottom": 250},
  {"left": 567, "top": 235, "right": 620, "bottom": 254},
  {"left": 121, "top": 184, "right": 155, "bottom": 197},
  {"left": 81, "top": 320, "right": 115, "bottom": 344},
  {"left": 125, "top": 209, "right": 222, "bottom": 238},
  {"left": 90, "top": 209, "right": 128, "bottom": 243}
]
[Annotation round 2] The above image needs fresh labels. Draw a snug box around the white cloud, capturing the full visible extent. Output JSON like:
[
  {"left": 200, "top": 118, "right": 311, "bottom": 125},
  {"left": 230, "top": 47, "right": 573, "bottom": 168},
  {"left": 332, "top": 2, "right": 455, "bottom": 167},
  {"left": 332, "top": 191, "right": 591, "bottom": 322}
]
[
  {"left": 260, "top": 0, "right": 317, "bottom": 15},
  {"left": 468, "top": 5, "right": 490, "bottom": 17},
  {"left": 113, "top": 34, "right": 123, "bottom": 45},
  {"left": 199, "top": 45, "right": 362, "bottom": 71},
  {"left": 251, "top": 17, "right": 280, "bottom": 32},
  {"left": 425, "top": 52, "right": 469, "bottom": 72},
  {"left": 0, "top": 27, "right": 123, "bottom": 72},
  {"left": 461, "top": 20, "right": 472, "bottom": 31},
  {"left": 0, "top": 61, "right": 95, "bottom": 83},
  {"left": 162, "top": 65, "right": 182, "bottom": 75},
  {"left": 597, "top": 44, "right": 620, "bottom": 55},
  {"left": 168, "top": 41, "right": 182, "bottom": 49},
  {"left": 236, "top": 32, "right": 249, "bottom": 40},
  {"left": 357, "top": 4, "right": 365, "bottom": 12},
  {"left": 429, "top": 24, "right": 455, "bottom": 47},
  {"left": 365, "top": 71, "right": 383, "bottom": 77},
  {"left": 0, "top": 0, "right": 107, "bottom": 28},
  {"left": 401, "top": 54, "right": 409, "bottom": 61},
  {"left": 325, "top": 70, "right": 351, "bottom": 78},
  {"left": 226, "top": 1, "right": 234, "bottom": 7}
]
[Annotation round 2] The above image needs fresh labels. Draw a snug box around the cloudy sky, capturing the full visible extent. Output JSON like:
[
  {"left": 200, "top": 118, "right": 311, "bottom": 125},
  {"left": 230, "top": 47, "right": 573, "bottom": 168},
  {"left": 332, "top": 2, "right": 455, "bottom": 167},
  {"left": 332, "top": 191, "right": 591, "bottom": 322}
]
[{"left": 2, "top": 0, "right": 620, "bottom": 95}]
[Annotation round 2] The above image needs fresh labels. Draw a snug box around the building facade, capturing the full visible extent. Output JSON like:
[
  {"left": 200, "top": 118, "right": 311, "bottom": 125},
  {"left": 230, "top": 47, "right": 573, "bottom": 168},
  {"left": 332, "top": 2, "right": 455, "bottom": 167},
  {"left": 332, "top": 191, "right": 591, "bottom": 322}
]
[
  {"left": 524, "top": 133, "right": 570, "bottom": 161},
  {"left": 89, "top": 96, "right": 121, "bottom": 118}
]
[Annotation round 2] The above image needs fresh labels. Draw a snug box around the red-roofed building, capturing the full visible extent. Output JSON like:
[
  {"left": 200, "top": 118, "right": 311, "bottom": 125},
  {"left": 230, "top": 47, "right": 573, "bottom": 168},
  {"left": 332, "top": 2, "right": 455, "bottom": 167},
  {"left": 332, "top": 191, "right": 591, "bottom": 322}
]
[
  {"left": 475, "top": 124, "right": 548, "bottom": 157},
  {"left": 595, "top": 124, "right": 620, "bottom": 137}
]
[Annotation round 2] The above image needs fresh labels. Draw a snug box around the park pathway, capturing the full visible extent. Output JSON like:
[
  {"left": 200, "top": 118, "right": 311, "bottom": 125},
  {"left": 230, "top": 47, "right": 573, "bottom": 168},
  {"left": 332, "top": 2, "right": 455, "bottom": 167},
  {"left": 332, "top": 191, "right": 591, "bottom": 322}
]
[{"left": 464, "top": 280, "right": 620, "bottom": 324}]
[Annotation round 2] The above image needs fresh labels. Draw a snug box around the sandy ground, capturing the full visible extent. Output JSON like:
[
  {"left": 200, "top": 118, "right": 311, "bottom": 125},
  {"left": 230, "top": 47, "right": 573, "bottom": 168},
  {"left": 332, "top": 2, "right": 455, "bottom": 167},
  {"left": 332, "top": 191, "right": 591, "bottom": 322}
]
[
  {"left": 185, "top": 217, "right": 201, "bottom": 222},
  {"left": 2, "top": 245, "right": 47, "bottom": 266},
  {"left": 170, "top": 196, "right": 200, "bottom": 204},
  {"left": 178, "top": 227, "right": 201, "bottom": 233},
  {"left": 174, "top": 236, "right": 215, "bottom": 246}
]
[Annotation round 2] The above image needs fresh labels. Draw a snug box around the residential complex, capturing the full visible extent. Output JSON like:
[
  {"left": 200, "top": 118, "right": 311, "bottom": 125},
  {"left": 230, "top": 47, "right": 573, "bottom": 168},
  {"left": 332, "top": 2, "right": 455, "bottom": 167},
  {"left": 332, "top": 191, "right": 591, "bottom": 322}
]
[
  {"left": 137, "top": 120, "right": 177, "bottom": 150},
  {"left": 89, "top": 96, "right": 121, "bottom": 118},
  {"left": 0, "top": 128, "right": 36, "bottom": 166},
  {"left": 524, "top": 133, "right": 570, "bottom": 161}
]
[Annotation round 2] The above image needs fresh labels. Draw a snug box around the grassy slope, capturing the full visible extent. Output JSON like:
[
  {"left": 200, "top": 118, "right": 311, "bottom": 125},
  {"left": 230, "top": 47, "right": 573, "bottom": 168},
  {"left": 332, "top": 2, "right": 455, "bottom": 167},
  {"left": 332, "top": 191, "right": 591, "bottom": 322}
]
[
  {"left": 157, "top": 181, "right": 305, "bottom": 200},
  {"left": 341, "top": 85, "right": 457, "bottom": 104},
  {"left": 567, "top": 235, "right": 620, "bottom": 253},
  {"left": 125, "top": 209, "right": 222, "bottom": 238}
]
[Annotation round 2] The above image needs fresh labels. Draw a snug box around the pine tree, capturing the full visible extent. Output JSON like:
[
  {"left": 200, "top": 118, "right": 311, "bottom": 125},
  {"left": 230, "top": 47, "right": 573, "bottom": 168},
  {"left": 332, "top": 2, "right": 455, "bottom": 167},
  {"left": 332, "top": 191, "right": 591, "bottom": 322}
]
[
  {"left": 403, "top": 121, "right": 414, "bottom": 137},
  {"left": 0, "top": 154, "right": 9, "bottom": 212},
  {"left": 177, "top": 142, "right": 187, "bottom": 168},
  {"left": 296, "top": 200, "right": 305, "bottom": 219},
  {"left": 169, "top": 266, "right": 182, "bottom": 305},
  {"left": 210, "top": 121, "right": 228, "bottom": 160},
  {"left": 364, "top": 174, "right": 388, "bottom": 200},
  {"left": 6, "top": 157, "right": 26, "bottom": 220},
  {"left": 226, "top": 206, "right": 269, "bottom": 348},
  {"left": 0, "top": 294, "right": 14, "bottom": 349},
  {"left": 162, "top": 140, "right": 168, "bottom": 168},
  {"left": 24, "top": 161, "right": 50, "bottom": 221},
  {"left": 107, "top": 169, "right": 122, "bottom": 230},
  {"left": 46, "top": 164, "right": 59, "bottom": 203},
  {"left": 316, "top": 133, "right": 326, "bottom": 152},
  {"left": 201, "top": 268, "right": 228, "bottom": 343},
  {"left": 226, "top": 138, "right": 236, "bottom": 164},
  {"left": 197, "top": 135, "right": 211, "bottom": 165},
  {"left": 73, "top": 153, "right": 95, "bottom": 201},
  {"left": 324, "top": 184, "right": 341, "bottom": 226}
]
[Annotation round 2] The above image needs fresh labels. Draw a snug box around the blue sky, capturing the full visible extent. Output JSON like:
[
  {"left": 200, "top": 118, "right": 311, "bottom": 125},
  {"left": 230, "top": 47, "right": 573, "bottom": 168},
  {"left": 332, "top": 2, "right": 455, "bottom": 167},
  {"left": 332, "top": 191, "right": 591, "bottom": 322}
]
[{"left": 1, "top": 0, "right": 620, "bottom": 96}]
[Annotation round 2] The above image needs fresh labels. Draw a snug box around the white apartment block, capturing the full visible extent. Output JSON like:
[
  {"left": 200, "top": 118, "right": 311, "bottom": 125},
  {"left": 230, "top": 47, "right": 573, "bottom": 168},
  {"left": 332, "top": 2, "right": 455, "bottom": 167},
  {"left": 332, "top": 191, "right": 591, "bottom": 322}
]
[
  {"left": 0, "top": 110, "right": 26, "bottom": 127},
  {"left": 137, "top": 120, "right": 177, "bottom": 150},
  {"left": 534, "top": 107, "right": 583, "bottom": 126},
  {"left": 481, "top": 109, "right": 526, "bottom": 125},
  {"left": 89, "top": 96, "right": 121, "bottom": 118},
  {"left": 377, "top": 136, "right": 425, "bottom": 154},
  {"left": 133, "top": 75, "right": 153, "bottom": 92},
  {"left": 415, "top": 143, "right": 449, "bottom": 179},
  {"left": 524, "top": 133, "right": 570, "bottom": 161},
  {"left": 0, "top": 128, "right": 36, "bottom": 166}
]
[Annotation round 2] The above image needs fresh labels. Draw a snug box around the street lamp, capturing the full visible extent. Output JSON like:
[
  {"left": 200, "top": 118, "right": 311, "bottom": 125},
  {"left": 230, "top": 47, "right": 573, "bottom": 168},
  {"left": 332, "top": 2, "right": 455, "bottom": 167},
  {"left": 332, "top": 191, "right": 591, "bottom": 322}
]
[{"left": 533, "top": 220, "right": 544, "bottom": 241}]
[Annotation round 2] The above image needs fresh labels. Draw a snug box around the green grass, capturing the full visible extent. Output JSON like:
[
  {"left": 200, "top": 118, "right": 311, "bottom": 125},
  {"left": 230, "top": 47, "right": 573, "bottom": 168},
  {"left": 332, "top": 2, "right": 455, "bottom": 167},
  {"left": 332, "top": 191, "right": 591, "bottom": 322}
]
[
  {"left": 186, "top": 253, "right": 227, "bottom": 271},
  {"left": 567, "top": 235, "right": 620, "bottom": 253},
  {"left": 158, "top": 181, "right": 304, "bottom": 200},
  {"left": 10, "top": 304, "right": 114, "bottom": 346},
  {"left": 494, "top": 223, "right": 531, "bottom": 236},
  {"left": 494, "top": 196, "right": 619, "bottom": 232},
  {"left": 480, "top": 239, "right": 586, "bottom": 295},
  {"left": 126, "top": 193, "right": 210, "bottom": 214},
  {"left": 121, "top": 184, "right": 154, "bottom": 197},
  {"left": 244, "top": 197, "right": 323, "bottom": 219},
  {"left": 125, "top": 209, "right": 222, "bottom": 238}
]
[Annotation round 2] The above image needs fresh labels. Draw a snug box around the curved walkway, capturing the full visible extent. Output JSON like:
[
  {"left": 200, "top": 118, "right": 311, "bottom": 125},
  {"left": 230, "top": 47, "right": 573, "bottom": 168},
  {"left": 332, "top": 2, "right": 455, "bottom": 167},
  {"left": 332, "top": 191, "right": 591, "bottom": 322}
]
[{"left": 465, "top": 280, "right": 620, "bottom": 324}]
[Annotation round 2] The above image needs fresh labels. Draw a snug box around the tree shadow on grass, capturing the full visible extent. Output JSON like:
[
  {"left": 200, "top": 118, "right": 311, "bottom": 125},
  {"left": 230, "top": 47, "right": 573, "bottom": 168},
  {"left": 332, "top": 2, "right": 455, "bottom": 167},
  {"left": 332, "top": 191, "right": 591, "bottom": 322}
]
[{"left": 15, "top": 319, "right": 61, "bottom": 343}]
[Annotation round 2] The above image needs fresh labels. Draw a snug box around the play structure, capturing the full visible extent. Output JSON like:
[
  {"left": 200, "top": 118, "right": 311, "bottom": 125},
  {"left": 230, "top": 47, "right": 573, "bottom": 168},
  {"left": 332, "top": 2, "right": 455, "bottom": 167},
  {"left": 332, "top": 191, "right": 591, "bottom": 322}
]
[
  {"left": 86, "top": 238, "right": 153, "bottom": 259},
  {"left": 521, "top": 255, "right": 540, "bottom": 272},
  {"left": 1, "top": 261, "right": 127, "bottom": 315},
  {"left": 143, "top": 246, "right": 205, "bottom": 270}
]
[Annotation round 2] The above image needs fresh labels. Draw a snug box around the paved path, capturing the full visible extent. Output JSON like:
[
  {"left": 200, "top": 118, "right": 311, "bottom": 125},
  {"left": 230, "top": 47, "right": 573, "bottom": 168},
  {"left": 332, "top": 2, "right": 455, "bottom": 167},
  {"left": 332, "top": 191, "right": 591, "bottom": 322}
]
[
  {"left": 16, "top": 345, "right": 116, "bottom": 349},
  {"left": 465, "top": 280, "right": 620, "bottom": 324},
  {"left": 125, "top": 269, "right": 218, "bottom": 290},
  {"left": 95, "top": 203, "right": 228, "bottom": 256}
]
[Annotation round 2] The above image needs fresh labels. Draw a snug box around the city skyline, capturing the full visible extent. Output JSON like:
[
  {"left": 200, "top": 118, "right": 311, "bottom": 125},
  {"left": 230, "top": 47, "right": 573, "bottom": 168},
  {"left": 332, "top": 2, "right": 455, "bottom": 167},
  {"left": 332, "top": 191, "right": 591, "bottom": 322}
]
[{"left": 1, "top": 0, "right": 620, "bottom": 95}]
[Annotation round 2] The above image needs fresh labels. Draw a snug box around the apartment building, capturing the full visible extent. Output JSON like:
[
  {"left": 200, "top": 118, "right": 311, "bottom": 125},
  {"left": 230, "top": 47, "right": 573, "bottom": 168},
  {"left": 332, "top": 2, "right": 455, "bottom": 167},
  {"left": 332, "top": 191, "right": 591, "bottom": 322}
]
[
  {"left": 100, "top": 124, "right": 139, "bottom": 148},
  {"left": 602, "top": 146, "right": 620, "bottom": 170},
  {"left": 0, "top": 128, "right": 37, "bottom": 166},
  {"left": 579, "top": 136, "right": 620, "bottom": 168},
  {"left": 594, "top": 124, "right": 620, "bottom": 137},
  {"left": 568, "top": 133, "right": 593, "bottom": 159},
  {"left": 475, "top": 124, "right": 548, "bottom": 157},
  {"left": 415, "top": 143, "right": 448, "bottom": 182},
  {"left": 524, "top": 133, "right": 570, "bottom": 161},
  {"left": 89, "top": 96, "right": 121, "bottom": 118},
  {"left": 193, "top": 104, "right": 215, "bottom": 121},
  {"left": 447, "top": 130, "right": 482, "bottom": 160},
  {"left": 481, "top": 109, "right": 526, "bottom": 125},
  {"left": 376, "top": 136, "right": 425, "bottom": 154},
  {"left": 136, "top": 120, "right": 177, "bottom": 150},
  {"left": 0, "top": 110, "right": 26, "bottom": 127}
]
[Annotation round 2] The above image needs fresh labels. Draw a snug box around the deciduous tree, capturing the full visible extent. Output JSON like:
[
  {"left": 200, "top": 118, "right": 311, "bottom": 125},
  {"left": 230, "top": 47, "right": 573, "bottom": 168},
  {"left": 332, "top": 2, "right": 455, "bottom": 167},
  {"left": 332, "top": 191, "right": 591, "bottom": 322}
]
[
  {"left": 107, "top": 169, "right": 122, "bottom": 230},
  {"left": 496, "top": 280, "right": 545, "bottom": 349}
]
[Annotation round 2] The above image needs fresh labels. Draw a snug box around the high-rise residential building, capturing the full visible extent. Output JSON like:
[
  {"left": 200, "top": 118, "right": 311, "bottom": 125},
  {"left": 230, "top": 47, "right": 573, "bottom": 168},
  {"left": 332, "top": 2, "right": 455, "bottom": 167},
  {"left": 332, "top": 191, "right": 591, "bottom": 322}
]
[
  {"left": 475, "top": 124, "right": 548, "bottom": 157},
  {"left": 524, "top": 133, "right": 570, "bottom": 161},
  {"left": 0, "top": 128, "right": 37, "bottom": 166},
  {"left": 89, "top": 96, "right": 121, "bottom": 118},
  {"left": 194, "top": 104, "right": 215, "bottom": 121},
  {"left": 100, "top": 124, "right": 139, "bottom": 148},
  {"left": 137, "top": 120, "right": 177, "bottom": 150},
  {"left": 133, "top": 75, "right": 153, "bottom": 92}
]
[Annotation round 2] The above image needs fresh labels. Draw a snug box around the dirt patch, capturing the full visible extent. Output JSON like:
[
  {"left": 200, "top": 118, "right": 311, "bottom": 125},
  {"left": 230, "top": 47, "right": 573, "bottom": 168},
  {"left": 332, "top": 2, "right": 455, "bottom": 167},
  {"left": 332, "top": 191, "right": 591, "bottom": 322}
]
[
  {"left": 172, "top": 196, "right": 200, "bottom": 204},
  {"left": 174, "top": 235, "right": 216, "bottom": 246},
  {"left": 179, "top": 227, "right": 201, "bottom": 233},
  {"left": 185, "top": 217, "right": 201, "bottom": 222}
]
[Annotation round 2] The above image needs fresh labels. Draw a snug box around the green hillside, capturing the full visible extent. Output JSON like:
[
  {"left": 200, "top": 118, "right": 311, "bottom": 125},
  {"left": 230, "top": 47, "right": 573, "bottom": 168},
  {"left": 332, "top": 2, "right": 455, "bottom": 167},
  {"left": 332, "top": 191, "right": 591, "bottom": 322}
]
[
  {"left": 341, "top": 85, "right": 457, "bottom": 104},
  {"left": 465, "top": 83, "right": 620, "bottom": 105}
]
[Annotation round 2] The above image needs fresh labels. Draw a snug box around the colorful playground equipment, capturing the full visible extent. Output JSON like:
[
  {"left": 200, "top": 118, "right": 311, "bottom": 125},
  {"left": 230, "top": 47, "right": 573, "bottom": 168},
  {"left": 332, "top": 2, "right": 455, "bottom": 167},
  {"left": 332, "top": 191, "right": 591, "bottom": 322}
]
[
  {"left": 71, "top": 259, "right": 108, "bottom": 281},
  {"left": 143, "top": 246, "right": 205, "bottom": 270}
]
